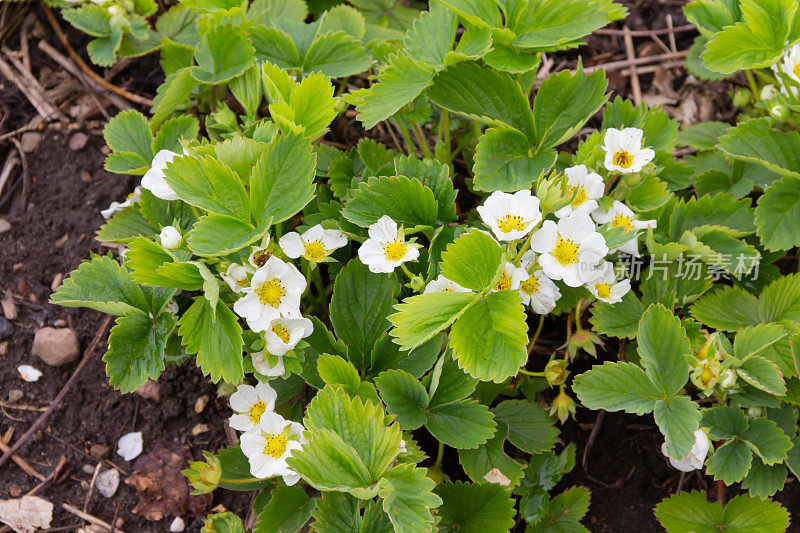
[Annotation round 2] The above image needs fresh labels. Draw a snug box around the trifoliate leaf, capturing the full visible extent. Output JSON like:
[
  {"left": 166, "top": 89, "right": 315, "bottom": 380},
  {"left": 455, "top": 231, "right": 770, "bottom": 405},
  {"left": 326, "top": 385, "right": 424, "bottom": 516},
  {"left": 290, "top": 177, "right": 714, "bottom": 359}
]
[
  {"left": 656, "top": 490, "right": 790, "bottom": 533},
  {"left": 190, "top": 24, "right": 255, "bottom": 84},
  {"left": 439, "top": 230, "right": 504, "bottom": 291},
  {"left": 178, "top": 298, "right": 243, "bottom": 384},
  {"left": 378, "top": 464, "right": 441, "bottom": 533},
  {"left": 435, "top": 482, "right": 516, "bottom": 533},
  {"left": 389, "top": 292, "right": 477, "bottom": 351},
  {"left": 341, "top": 175, "right": 439, "bottom": 229},
  {"left": 269, "top": 72, "right": 337, "bottom": 141},
  {"left": 105, "top": 310, "right": 176, "bottom": 393}
]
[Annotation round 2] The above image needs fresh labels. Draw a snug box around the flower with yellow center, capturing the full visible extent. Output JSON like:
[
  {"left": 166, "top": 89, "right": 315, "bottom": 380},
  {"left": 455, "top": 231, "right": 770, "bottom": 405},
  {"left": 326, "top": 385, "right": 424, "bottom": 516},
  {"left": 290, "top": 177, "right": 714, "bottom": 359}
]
[
  {"left": 777, "top": 44, "right": 800, "bottom": 96},
  {"left": 221, "top": 264, "right": 255, "bottom": 294},
  {"left": 477, "top": 190, "right": 542, "bottom": 241},
  {"left": 240, "top": 412, "right": 305, "bottom": 485},
  {"left": 530, "top": 212, "right": 608, "bottom": 287},
  {"left": 423, "top": 275, "right": 472, "bottom": 294},
  {"left": 279, "top": 224, "right": 348, "bottom": 263},
  {"left": 517, "top": 251, "right": 561, "bottom": 314},
  {"left": 492, "top": 262, "right": 527, "bottom": 293},
  {"left": 233, "top": 256, "right": 306, "bottom": 332},
  {"left": 358, "top": 215, "right": 421, "bottom": 274},
  {"left": 228, "top": 382, "right": 277, "bottom": 432},
  {"left": 554, "top": 165, "right": 604, "bottom": 219},
  {"left": 248, "top": 240, "right": 273, "bottom": 269},
  {"left": 263, "top": 317, "right": 313, "bottom": 357},
  {"left": 586, "top": 262, "right": 630, "bottom": 304},
  {"left": 101, "top": 186, "right": 141, "bottom": 219},
  {"left": 602, "top": 128, "right": 655, "bottom": 174},
  {"left": 591, "top": 201, "right": 656, "bottom": 257}
]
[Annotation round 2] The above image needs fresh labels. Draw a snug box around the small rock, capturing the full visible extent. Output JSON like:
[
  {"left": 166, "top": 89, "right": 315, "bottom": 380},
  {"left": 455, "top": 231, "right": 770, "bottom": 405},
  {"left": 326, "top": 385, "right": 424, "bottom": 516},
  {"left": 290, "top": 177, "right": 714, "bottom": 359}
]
[
  {"left": 8, "top": 389, "right": 23, "bottom": 402},
  {"left": 51, "top": 273, "right": 64, "bottom": 293},
  {"left": 18, "top": 365, "right": 42, "bottom": 382},
  {"left": 191, "top": 423, "right": 210, "bottom": 435},
  {"left": 135, "top": 380, "right": 161, "bottom": 402},
  {"left": 0, "top": 341, "right": 8, "bottom": 356},
  {"left": 170, "top": 517, "right": 186, "bottom": 532},
  {"left": 7, "top": 483, "right": 21, "bottom": 497},
  {"left": 1, "top": 298, "right": 17, "bottom": 320},
  {"left": 194, "top": 395, "right": 209, "bottom": 413},
  {"left": 28, "top": 293, "right": 37, "bottom": 304},
  {"left": 32, "top": 327, "right": 80, "bottom": 366},
  {"left": 81, "top": 171, "right": 92, "bottom": 183},
  {"left": 69, "top": 132, "right": 89, "bottom": 151},
  {"left": 53, "top": 319, "right": 68, "bottom": 328},
  {"left": 0, "top": 317, "right": 13, "bottom": 339},
  {"left": 0, "top": 218, "right": 10, "bottom": 234},
  {"left": 90, "top": 444, "right": 110, "bottom": 460},
  {"left": 117, "top": 432, "right": 143, "bottom": 461},
  {"left": 96, "top": 469, "right": 120, "bottom": 498},
  {"left": 81, "top": 464, "right": 97, "bottom": 475},
  {"left": 20, "top": 131, "right": 42, "bottom": 153}
]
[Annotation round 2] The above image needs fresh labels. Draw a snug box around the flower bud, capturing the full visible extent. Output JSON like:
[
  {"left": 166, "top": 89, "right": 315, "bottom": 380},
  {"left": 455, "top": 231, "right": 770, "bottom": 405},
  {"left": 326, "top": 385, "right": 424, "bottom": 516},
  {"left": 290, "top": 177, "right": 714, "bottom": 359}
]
[
  {"left": 549, "top": 389, "right": 576, "bottom": 424},
  {"left": 747, "top": 406, "right": 763, "bottom": 417},
  {"left": 408, "top": 275, "right": 425, "bottom": 292},
  {"left": 544, "top": 360, "right": 569, "bottom": 387},
  {"left": 770, "top": 103, "right": 789, "bottom": 120},
  {"left": 334, "top": 97, "right": 348, "bottom": 115},
  {"left": 690, "top": 359, "right": 720, "bottom": 391},
  {"left": 182, "top": 452, "right": 222, "bottom": 495},
  {"left": 719, "top": 369, "right": 737, "bottom": 389},
  {"left": 565, "top": 330, "right": 603, "bottom": 360},
  {"left": 160, "top": 225, "right": 182, "bottom": 250},
  {"left": 733, "top": 88, "right": 752, "bottom": 109},
  {"left": 535, "top": 172, "right": 570, "bottom": 214},
  {"left": 760, "top": 84, "right": 779, "bottom": 100}
]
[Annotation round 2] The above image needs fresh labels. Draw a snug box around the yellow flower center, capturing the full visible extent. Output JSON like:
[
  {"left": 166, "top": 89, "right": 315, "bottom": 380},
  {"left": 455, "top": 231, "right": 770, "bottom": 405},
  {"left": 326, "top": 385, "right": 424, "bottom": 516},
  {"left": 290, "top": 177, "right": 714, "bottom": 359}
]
[
  {"left": 594, "top": 283, "right": 612, "bottom": 300},
  {"left": 553, "top": 237, "right": 578, "bottom": 266},
  {"left": 612, "top": 150, "right": 633, "bottom": 169},
  {"left": 248, "top": 401, "right": 266, "bottom": 424},
  {"left": 794, "top": 63, "right": 800, "bottom": 79},
  {"left": 495, "top": 273, "right": 511, "bottom": 291},
  {"left": 263, "top": 433, "right": 288, "bottom": 458},
  {"left": 497, "top": 214, "right": 527, "bottom": 234},
  {"left": 303, "top": 241, "right": 327, "bottom": 262},
  {"left": 568, "top": 186, "right": 588, "bottom": 208},
  {"left": 272, "top": 324, "right": 291, "bottom": 344},
  {"left": 252, "top": 250, "right": 272, "bottom": 268},
  {"left": 700, "top": 366, "right": 716, "bottom": 387},
  {"left": 257, "top": 278, "right": 286, "bottom": 307},
  {"left": 520, "top": 275, "right": 540, "bottom": 295},
  {"left": 383, "top": 241, "right": 407, "bottom": 262},
  {"left": 611, "top": 214, "right": 634, "bottom": 233}
]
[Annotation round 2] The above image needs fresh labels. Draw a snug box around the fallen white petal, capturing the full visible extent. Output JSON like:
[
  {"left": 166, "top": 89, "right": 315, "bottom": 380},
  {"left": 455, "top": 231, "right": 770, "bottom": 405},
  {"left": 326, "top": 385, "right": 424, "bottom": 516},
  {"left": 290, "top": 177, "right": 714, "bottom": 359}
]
[
  {"left": 117, "top": 432, "right": 143, "bottom": 462},
  {"left": 17, "top": 365, "right": 42, "bottom": 382},
  {"left": 170, "top": 517, "right": 186, "bottom": 532}
]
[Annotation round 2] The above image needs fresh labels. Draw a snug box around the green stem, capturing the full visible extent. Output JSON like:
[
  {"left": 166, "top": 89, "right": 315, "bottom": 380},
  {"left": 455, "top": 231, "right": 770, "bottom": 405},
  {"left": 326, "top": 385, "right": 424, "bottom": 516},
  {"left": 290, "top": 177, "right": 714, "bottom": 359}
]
[
  {"left": 574, "top": 299, "right": 585, "bottom": 332},
  {"left": 335, "top": 76, "right": 350, "bottom": 97},
  {"left": 746, "top": 69, "right": 759, "bottom": 101},
  {"left": 512, "top": 235, "right": 533, "bottom": 265},
  {"left": 439, "top": 109, "right": 452, "bottom": 166},
  {"left": 527, "top": 314, "right": 546, "bottom": 355},
  {"left": 518, "top": 369, "right": 546, "bottom": 377},
  {"left": 400, "top": 263, "right": 415, "bottom": 281},
  {"left": 433, "top": 441, "right": 445, "bottom": 470},
  {"left": 392, "top": 119, "right": 417, "bottom": 157},
  {"left": 219, "top": 476, "right": 270, "bottom": 485},
  {"left": 413, "top": 124, "right": 432, "bottom": 159}
]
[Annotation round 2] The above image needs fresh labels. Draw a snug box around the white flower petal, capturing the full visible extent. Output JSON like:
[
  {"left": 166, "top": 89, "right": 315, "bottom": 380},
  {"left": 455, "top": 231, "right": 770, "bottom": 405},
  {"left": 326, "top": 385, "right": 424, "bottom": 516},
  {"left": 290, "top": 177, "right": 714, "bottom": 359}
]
[{"left": 117, "top": 432, "right": 143, "bottom": 461}]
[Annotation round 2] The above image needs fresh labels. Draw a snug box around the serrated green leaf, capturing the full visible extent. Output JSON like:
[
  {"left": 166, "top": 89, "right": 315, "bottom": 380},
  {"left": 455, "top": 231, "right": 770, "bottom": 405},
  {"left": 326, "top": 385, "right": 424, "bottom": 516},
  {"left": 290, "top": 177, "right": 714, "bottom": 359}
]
[
  {"left": 720, "top": 118, "right": 800, "bottom": 179},
  {"left": 705, "top": 440, "right": 753, "bottom": 485},
  {"left": 702, "top": 406, "right": 749, "bottom": 440},
  {"left": 738, "top": 355, "right": 786, "bottom": 396},
  {"left": 190, "top": 24, "right": 255, "bottom": 84},
  {"left": 492, "top": 399, "right": 559, "bottom": 454},
  {"left": 439, "top": 230, "right": 503, "bottom": 291},
  {"left": 62, "top": 5, "right": 111, "bottom": 37},
  {"left": 178, "top": 298, "right": 243, "bottom": 384},
  {"left": 375, "top": 369, "right": 429, "bottom": 429},
  {"left": 303, "top": 31, "right": 371, "bottom": 78},
  {"left": 458, "top": 421, "right": 525, "bottom": 486},
  {"left": 527, "top": 487, "right": 590, "bottom": 533},
  {"left": 403, "top": 2, "right": 456, "bottom": 70},
  {"left": 756, "top": 177, "right": 800, "bottom": 251},
  {"left": 654, "top": 395, "right": 701, "bottom": 459},
  {"left": 96, "top": 206, "right": 158, "bottom": 243},
  {"left": 435, "top": 482, "right": 516, "bottom": 533},
  {"left": 758, "top": 273, "right": 800, "bottom": 324},
  {"left": 741, "top": 417, "right": 793, "bottom": 465},
  {"left": 573, "top": 362, "right": 660, "bottom": 414},
  {"left": 638, "top": 304, "right": 691, "bottom": 396},
  {"left": 393, "top": 155, "right": 457, "bottom": 223},
  {"left": 668, "top": 194, "right": 756, "bottom": 241},
  {"left": 426, "top": 400, "right": 496, "bottom": 449},
  {"left": 253, "top": 485, "right": 313, "bottom": 533},
  {"left": 690, "top": 286, "right": 761, "bottom": 331},
  {"left": 378, "top": 464, "right": 441, "bottom": 533},
  {"left": 153, "top": 115, "right": 199, "bottom": 153},
  {"left": 741, "top": 457, "right": 787, "bottom": 499},
  {"left": 104, "top": 109, "right": 153, "bottom": 162},
  {"left": 472, "top": 126, "right": 556, "bottom": 192},
  {"left": 589, "top": 291, "right": 647, "bottom": 339},
  {"left": 389, "top": 291, "right": 477, "bottom": 350},
  {"left": 677, "top": 122, "right": 729, "bottom": 150},
  {"left": 187, "top": 214, "right": 264, "bottom": 256},
  {"left": 51, "top": 255, "right": 149, "bottom": 315},
  {"left": 163, "top": 154, "right": 249, "bottom": 220},
  {"left": 341, "top": 176, "right": 439, "bottom": 229}
]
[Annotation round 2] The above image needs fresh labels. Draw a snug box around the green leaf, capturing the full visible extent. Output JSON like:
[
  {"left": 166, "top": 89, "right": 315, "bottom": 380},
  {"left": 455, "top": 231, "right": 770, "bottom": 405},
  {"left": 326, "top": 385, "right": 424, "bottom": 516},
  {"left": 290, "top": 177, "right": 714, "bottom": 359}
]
[
  {"left": 317, "top": 353, "right": 361, "bottom": 391},
  {"left": 677, "top": 122, "right": 729, "bottom": 150},
  {"left": 248, "top": 0, "right": 307, "bottom": 24},
  {"left": 393, "top": 155, "right": 457, "bottom": 223},
  {"left": 318, "top": 5, "right": 366, "bottom": 39},
  {"left": 303, "top": 31, "right": 371, "bottom": 78},
  {"left": 450, "top": 291, "right": 528, "bottom": 382},
  {"left": 253, "top": 485, "right": 313, "bottom": 533},
  {"left": 187, "top": 214, "right": 264, "bottom": 256},
  {"left": 668, "top": 194, "right": 756, "bottom": 241},
  {"left": 87, "top": 30, "right": 122, "bottom": 67},
  {"left": 626, "top": 175, "right": 671, "bottom": 212},
  {"left": 656, "top": 490, "right": 790, "bottom": 533},
  {"left": 684, "top": 0, "right": 739, "bottom": 36},
  {"left": 690, "top": 286, "right": 760, "bottom": 331},
  {"left": 389, "top": 292, "right": 477, "bottom": 351},
  {"left": 203, "top": 512, "right": 246, "bottom": 533},
  {"left": 758, "top": 273, "right": 800, "bottom": 323},
  {"left": 654, "top": 396, "right": 701, "bottom": 460},
  {"left": 637, "top": 304, "right": 691, "bottom": 396},
  {"left": 427, "top": 62, "right": 535, "bottom": 142},
  {"left": 435, "top": 482, "right": 516, "bottom": 533},
  {"left": 331, "top": 260, "right": 399, "bottom": 371},
  {"left": 573, "top": 362, "right": 659, "bottom": 414},
  {"left": 719, "top": 118, "right": 800, "bottom": 179},
  {"left": 427, "top": 353, "right": 476, "bottom": 406},
  {"left": 104, "top": 310, "right": 176, "bottom": 393},
  {"left": 472, "top": 127, "right": 556, "bottom": 192},
  {"left": 375, "top": 369, "right": 429, "bottom": 429},
  {"left": 458, "top": 421, "right": 525, "bottom": 486},
  {"left": 178, "top": 298, "right": 243, "bottom": 384},
  {"left": 756, "top": 177, "right": 800, "bottom": 251},
  {"left": 527, "top": 487, "right": 591, "bottom": 533},
  {"left": 51, "top": 255, "right": 149, "bottom": 315},
  {"left": 705, "top": 440, "right": 753, "bottom": 484},
  {"left": 249, "top": 26, "right": 301, "bottom": 68},
  {"left": 589, "top": 291, "right": 647, "bottom": 339},
  {"left": 250, "top": 132, "right": 316, "bottom": 225},
  {"left": 62, "top": 5, "right": 111, "bottom": 37},
  {"left": 532, "top": 68, "right": 608, "bottom": 149},
  {"left": 741, "top": 417, "right": 793, "bottom": 465},
  {"left": 163, "top": 154, "right": 249, "bottom": 220},
  {"left": 492, "top": 400, "right": 558, "bottom": 454},
  {"left": 738, "top": 355, "right": 786, "bottom": 396},
  {"left": 104, "top": 110, "right": 153, "bottom": 162},
  {"left": 378, "top": 464, "right": 441, "bottom": 533},
  {"left": 215, "top": 446, "right": 272, "bottom": 491},
  {"left": 151, "top": 68, "right": 200, "bottom": 130},
  {"left": 190, "top": 24, "right": 255, "bottom": 84},
  {"left": 439, "top": 230, "right": 503, "bottom": 291},
  {"left": 269, "top": 72, "right": 337, "bottom": 141},
  {"left": 425, "top": 400, "right": 496, "bottom": 449},
  {"left": 153, "top": 115, "right": 199, "bottom": 153},
  {"left": 403, "top": 2, "right": 456, "bottom": 70},
  {"left": 355, "top": 52, "right": 434, "bottom": 129},
  {"left": 702, "top": 406, "right": 749, "bottom": 440},
  {"left": 341, "top": 176, "right": 439, "bottom": 229},
  {"left": 734, "top": 324, "right": 787, "bottom": 360},
  {"left": 96, "top": 207, "right": 158, "bottom": 243},
  {"left": 741, "top": 457, "right": 787, "bottom": 499}
]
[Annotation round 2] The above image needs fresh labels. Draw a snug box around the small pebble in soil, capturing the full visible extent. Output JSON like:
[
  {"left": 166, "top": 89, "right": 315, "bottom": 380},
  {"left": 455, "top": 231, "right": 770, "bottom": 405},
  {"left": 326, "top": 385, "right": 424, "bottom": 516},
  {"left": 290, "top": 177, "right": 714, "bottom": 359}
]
[
  {"left": 20, "top": 131, "right": 42, "bottom": 153},
  {"left": 90, "top": 443, "right": 110, "bottom": 459},
  {"left": 0, "top": 342, "right": 7, "bottom": 356},
  {"left": 117, "top": 431, "right": 143, "bottom": 461},
  {"left": 135, "top": 380, "right": 161, "bottom": 402},
  {"left": 0, "top": 218, "right": 10, "bottom": 234},
  {"left": 194, "top": 395, "right": 209, "bottom": 413},
  {"left": 170, "top": 517, "right": 186, "bottom": 532},
  {"left": 17, "top": 365, "right": 42, "bottom": 382},
  {"left": 96, "top": 468, "right": 120, "bottom": 498},
  {"left": 8, "top": 389, "right": 23, "bottom": 403},
  {"left": 0, "top": 317, "right": 13, "bottom": 339},
  {"left": 69, "top": 132, "right": 89, "bottom": 151},
  {"left": 191, "top": 423, "right": 211, "bottom": 435},
  {"left": 1, "top": 298, "right": 18, "bottom": 320},
  {"left": 51, "top": 273, "right": 64, "bottom": 293},
  {"left": 80, "top": 170, "right": 92, "bottom": 183},
  {"left": 81, "top": 464, "right": 96, "bottom": 475},
  {"left": 32, "top": 327, "right": 80, "bottom": 366}
]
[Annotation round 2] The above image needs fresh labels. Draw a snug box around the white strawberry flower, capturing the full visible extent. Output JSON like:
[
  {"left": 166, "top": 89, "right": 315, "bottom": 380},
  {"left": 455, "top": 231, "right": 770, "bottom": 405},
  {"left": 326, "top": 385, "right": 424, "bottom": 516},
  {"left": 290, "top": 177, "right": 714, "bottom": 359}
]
[
  {"left": 160, "top": 225, "right": 181, "bottom": 250},
  {"left": 101, "top": 186, "right": 141, "bottom": 219},
  {"left": 423, "top": 275, "right": 471, "bottom": 294},
  {"left": 240, "top": 412, "right": 305, "bottom": 485},
  {"left": 248, "top": 237, "right": 272, "bottom": 269},
  {"left": 492, "top": 262, "right": 527, "bottom": 292},
  {"left": 252, "top": 351, "right": 285, "bottom": 378},
  {"left": 477, "top": 190, "right": 542, "bottom": 241},
  {"left": 233, "top": 256, "right": 306, "bottom": 332},
  {"left": 264, "top": 317, "right": 313, "bottom": 356},
  {"left": 530, "top": 212, "right": 608, "bottom": 287},
  {"left": 141, "top": 149, "right": 181, "bottom": 201},
  {"left": 591, "top": 201, "right": 656, "bottom": 257},
  {"left": 358, "top": 215, "right": 420, "bottom": 274},
  {"left": 221, "top": 264, "right": 255, "bottom": 294},
  {"left": 778, "top": 44, "right": 800, "bottom": 84},
  {"left": 518, "top": 251, "right": 561, "bottom": 314},
  {"left": 602, "top": 128, "right": 655, "bottom": 173},
  {"left": 554, "top": 165, "right": 604, "bottom": 218},
  {"left": 661, "top": 430, "right": 710, "bottom": 472},
  {"left": 279, "top": 224, "right": 347, "bottom": 263},
  {"left": 586, "top": 262, "right": 630, "bottom": 304},
  {"left": 228, "top": 382, "right": 277, "bottom": 432}
]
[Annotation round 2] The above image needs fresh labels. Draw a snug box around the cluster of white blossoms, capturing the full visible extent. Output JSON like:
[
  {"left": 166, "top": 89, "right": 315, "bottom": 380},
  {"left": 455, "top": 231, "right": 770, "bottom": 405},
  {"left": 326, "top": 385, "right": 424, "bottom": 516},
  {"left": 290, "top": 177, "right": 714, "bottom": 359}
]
[{"left": 228, "top": 382, "right": 305, "bottom": 484}]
